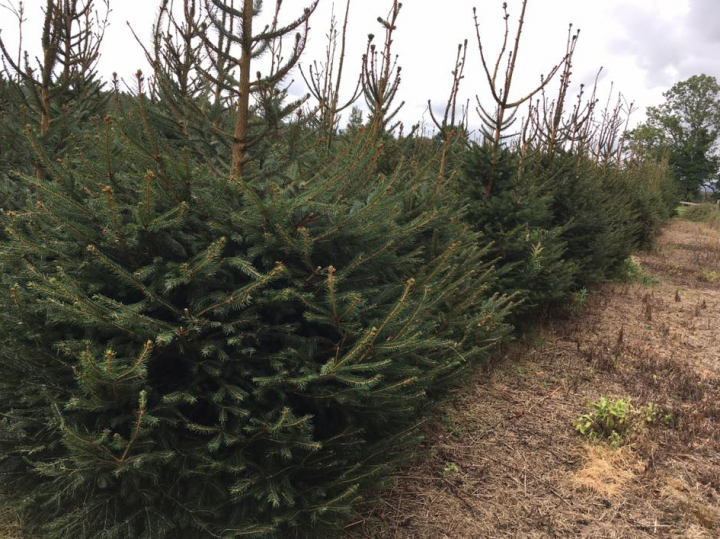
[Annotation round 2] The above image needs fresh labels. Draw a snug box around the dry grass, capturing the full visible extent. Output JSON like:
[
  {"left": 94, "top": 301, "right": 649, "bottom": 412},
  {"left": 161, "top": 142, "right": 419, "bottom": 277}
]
[
  {"left": 570, "top": 445, "right": 639, "bottom": 499},
  {"left": 0, "top": 501, "right": 23, "bottom": 539},
  {"left": 345, "top": 219, "right": 720, "bottom": 539}
]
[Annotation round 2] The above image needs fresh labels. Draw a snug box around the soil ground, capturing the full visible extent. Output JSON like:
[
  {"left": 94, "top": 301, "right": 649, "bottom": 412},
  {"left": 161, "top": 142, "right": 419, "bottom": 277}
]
[{"left": 345, "top": 219, "right": 720, "bottom": 539}]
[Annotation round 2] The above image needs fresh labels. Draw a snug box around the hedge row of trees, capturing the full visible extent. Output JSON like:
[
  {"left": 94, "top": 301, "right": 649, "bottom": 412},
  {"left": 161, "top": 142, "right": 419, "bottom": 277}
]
[
  {"left": 628, "top": 74, "right": 720, "bottom": 199},
  {"left": 0, "top": 1, "right": 678, "bottom": 537}
]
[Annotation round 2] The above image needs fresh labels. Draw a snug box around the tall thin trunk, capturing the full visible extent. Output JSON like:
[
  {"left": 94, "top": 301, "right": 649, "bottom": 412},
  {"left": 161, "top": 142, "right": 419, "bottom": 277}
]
[{"left": 231, "top": 0, "right": 253, "bottom": 179}]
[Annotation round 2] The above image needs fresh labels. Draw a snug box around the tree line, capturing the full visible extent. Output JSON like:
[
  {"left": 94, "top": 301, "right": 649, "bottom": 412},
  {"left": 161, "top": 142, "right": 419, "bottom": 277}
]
[{"left": 0, "top": 1, "right": 706, "bottom": 537}]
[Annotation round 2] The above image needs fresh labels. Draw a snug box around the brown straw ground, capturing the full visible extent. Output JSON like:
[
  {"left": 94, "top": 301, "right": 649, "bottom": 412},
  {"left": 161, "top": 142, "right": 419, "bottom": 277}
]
[
  {"left": 0, "top": 503, "right": 23, "bottom": 539},
  {"left": 345, "top": 219, "right": 720, "bottom": 539}
]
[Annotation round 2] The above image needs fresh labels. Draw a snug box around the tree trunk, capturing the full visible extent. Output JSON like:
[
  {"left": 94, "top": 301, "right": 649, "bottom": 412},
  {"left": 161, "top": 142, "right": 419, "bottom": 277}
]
[{"left": 231, "top": 0, "right": 254, "bottom": 179}]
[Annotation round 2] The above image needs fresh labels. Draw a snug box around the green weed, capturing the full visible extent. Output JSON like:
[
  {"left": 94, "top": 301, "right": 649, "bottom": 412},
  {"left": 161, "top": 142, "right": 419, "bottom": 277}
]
[
  {"left": 574, "top": 397, "right": 633, "bottom": 447},
  {"left": 570, "top": 288, "right": 590, "bottom": 314},
  {"left": 682, "top": 203, "right": 720, "bottom": 224},
  {"left": 615, "top": 258, "right": 660, "bottom": 285},
  {"left": 440, "top": 462, "right": 460, "bottom": 478},
  {"left": 574, "top": 398, "right": 666, "bottom": 448},
  {"left": 700, "top": 270, "right": 720, "bottom": 283}
]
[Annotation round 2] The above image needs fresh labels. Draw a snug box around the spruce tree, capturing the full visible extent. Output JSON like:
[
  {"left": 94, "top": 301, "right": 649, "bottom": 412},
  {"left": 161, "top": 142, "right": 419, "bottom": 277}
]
[
  {"left": 0, "top": 1, "right": 511, "bottom": 537},
  {"left": 300, "top": 0, "right": 361, "bottom": 149},
  {"left": 0, "top": 0, "right": 109, "bottom": 212},
  {"left": 345, "top": 105, "right": 364, "bottom": 132},
  {"left": 459, "top": 1, "right": 576, "bottom": 316},
  {"left": 460, "top": 143, "right": 577, "bottom": 315},
  {"left": 0, "top": 0, "right": 109, "bottom": 157}
]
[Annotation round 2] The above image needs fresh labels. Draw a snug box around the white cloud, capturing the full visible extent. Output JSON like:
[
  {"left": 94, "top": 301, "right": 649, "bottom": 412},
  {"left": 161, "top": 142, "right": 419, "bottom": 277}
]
[{"left": 2, "top": 0, "right": 718, "bottom": 132}]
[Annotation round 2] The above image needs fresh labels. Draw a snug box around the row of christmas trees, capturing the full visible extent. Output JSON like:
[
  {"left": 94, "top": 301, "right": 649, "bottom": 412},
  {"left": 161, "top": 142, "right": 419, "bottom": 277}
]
[{"left": 0, "top": 1, "right": 677, "bottom": 537}]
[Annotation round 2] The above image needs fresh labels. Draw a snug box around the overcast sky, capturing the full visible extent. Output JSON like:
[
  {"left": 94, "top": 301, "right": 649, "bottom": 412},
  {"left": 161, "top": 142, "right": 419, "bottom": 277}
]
[{"left": 2, "top": 0, "right": 719, "bottom": 136}]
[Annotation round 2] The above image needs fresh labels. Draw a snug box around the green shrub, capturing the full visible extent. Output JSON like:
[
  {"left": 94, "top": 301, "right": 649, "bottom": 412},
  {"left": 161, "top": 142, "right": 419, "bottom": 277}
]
[
  {"left": 573, "top": 398, "right": 663, "bottom": 447},
  {"left": 573, "top": 397, "right": 634, "bottom": 447},
  {"left": 615, "top": 258, "right": 660, "bottom": 285},
  {"left": 683, "top": 203, "right": 720, "bottom": 227},
  {"left": 0, "top": 116, "right": 512, "bottom": 538}
]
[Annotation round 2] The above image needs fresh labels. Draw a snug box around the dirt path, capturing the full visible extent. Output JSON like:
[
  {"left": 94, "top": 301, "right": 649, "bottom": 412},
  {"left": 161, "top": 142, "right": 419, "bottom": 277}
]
[{"left": 346, "top": 219, "right": 720, "bottom": 539}]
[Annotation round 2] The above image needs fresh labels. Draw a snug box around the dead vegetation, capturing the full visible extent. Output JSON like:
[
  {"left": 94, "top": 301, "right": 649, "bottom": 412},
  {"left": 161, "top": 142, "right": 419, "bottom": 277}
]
[
  {"left": 345, "top": 219, "right": 720, "bottom": 538},
  {"left": 0, "top": 502, "right": 23, "bottom": 539}
]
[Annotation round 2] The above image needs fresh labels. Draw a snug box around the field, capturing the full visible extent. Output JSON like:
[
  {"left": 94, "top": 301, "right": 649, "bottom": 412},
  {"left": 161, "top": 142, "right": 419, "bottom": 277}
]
[{"left": 346, "top": 218, "right": 720, "bottom": 538}]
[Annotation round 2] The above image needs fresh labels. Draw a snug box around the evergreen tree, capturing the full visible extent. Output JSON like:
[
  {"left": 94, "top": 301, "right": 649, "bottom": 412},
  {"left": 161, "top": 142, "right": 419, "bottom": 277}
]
[
  {"left": 0, "top": 2, "right": 510, "bottom": 537},
  {"left": 0, "top": 0, "right": 109, "bottom": 211},
  {"left": 547, "top": 153, "right": 637, "bottom": 282},
  {"left": 0, "top": 99, "right": 511, "bottom": 539},
  {"left": 346, "top": 106, "right": 365, "bottom": 132},
  {"left": 458, "top": 1, "right": 576, "bottom": 317},
  {"left": 300, "top": 0, "right": 362, "bottom": 149},
  {"left": 460, "top": 143, "right": 577, "bottom": 316},
  {"left": 628, "top": 74, "right": 720, "bottom": 198},
  {"left": 146, "top": 0, "right": 319, "bottom": 178}
]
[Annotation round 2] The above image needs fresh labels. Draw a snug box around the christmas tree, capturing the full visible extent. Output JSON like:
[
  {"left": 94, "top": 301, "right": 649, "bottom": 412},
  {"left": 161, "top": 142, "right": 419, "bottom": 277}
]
[{"left": 0, "top": 1, "right": 510, "bottom": 537}]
